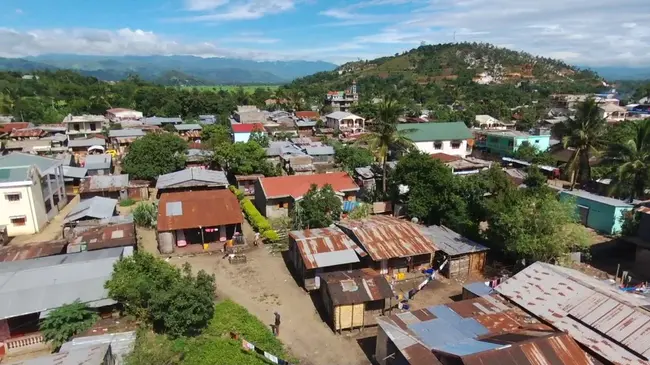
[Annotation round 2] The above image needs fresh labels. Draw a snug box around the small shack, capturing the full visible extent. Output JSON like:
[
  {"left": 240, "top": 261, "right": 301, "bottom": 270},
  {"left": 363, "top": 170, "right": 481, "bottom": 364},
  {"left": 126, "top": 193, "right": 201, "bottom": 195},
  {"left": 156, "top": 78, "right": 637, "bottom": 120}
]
[
  {"left": 559, "top": 189, "right": 632, "bottom": 234},
  {"left": 83, "top": 154, "right": 112, "bottom": 176},
  {"left": 155, "top": 168, "right": 228, "bottom": 196},
  {"left": 288, "top": 227, "right": 367, "bottom": 290},
  {"left": 157, "top": 189, "right": 243, "bottom": 253},
  {"left": 63, "top": 196, "right": 118, "bottom": 226},
  {"left": 79, "top": 174, "right": 149, "bottom": 201},
  {"left": 419, "top": 225, "right": 489, "bottom": 279},
  {"left": 67, "top": 222, "right": 136, "bottom": 253},
  {"left": 319, "top": 269, "right": 394, "bottom": 333}
]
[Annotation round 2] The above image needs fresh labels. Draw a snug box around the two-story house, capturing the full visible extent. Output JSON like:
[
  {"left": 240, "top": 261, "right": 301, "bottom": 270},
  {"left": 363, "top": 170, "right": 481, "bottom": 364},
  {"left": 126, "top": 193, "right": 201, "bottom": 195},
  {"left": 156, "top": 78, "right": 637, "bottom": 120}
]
[
  {"left": 62, "top": 114, "right": 108, "bottom": 140},
  {"left": 325, "top": 112, "right": 365, "bottom": 134},
  {"left": 0, "top": 153, "right": 68, "bottom": 236},
  {"left": 324, "top": 81, "right": 358, "bottom": 112},
  {"left": 397, "top": 122, "right": 474, "bottom": 158},
  {"left": 475, "top": 128, "right": 551, "bottom": 156}
]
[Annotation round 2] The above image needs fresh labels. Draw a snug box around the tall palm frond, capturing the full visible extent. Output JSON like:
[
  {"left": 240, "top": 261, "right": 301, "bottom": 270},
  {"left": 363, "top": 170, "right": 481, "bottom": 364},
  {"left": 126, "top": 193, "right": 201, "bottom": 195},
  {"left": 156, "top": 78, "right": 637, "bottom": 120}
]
[{"left": 603, "top": 119, "right": 650, "bottom": 201}]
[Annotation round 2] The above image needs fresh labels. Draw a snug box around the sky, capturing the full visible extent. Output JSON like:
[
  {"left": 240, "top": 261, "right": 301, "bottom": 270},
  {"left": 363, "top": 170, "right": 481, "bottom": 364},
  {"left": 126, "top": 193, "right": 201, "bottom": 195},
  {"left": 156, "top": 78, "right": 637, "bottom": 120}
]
[{"left": 1, "top": 0, "right": 650, "bottom": 66}]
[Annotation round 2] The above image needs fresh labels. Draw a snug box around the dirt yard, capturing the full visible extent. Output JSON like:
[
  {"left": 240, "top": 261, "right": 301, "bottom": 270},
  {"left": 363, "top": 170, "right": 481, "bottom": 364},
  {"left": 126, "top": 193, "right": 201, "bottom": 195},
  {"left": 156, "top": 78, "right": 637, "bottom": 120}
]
[{"left": 9, "top": 195, "right": 80, "bottom": 246}]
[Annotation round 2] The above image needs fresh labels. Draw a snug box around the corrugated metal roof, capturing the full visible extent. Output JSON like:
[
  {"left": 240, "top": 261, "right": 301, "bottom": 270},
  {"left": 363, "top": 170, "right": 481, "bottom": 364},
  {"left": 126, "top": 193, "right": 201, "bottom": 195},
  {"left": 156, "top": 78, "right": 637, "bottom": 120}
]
[
  {"left": 496, "top": 262, "right": 650, "bottom": 365},
  {"left": 319, "top": 269, "right": 394, "bottom": 305},
  {"left": 3, "top": 344, "right": 110, "bottom": 365},
  {"left": 157, "top": 190, "right": 242, "bottom": 231},
  {"left": 155, "top": 168, "right": 228, "bottom": 189},
  {"left": 0, "top": 152, "right": 61, "bottom": 175},
  {"left": 377, "top": 295, "right": 593, "bottom": 365},
  {"left": 0, "top": 240, "right": 67, "bottom": 262},
  {"left": 79, "top": 174, "right": 129, "bottom": 192},
  {"left": 175, "top": 123, "right": 202, "bottom": 131},
  {"left": 560, "top": 189, "right": 633, "bottom": 208},
  {"left": 304, "top": 145, "right": 334, "bottom": 156},
  {"left": 0, "top": 248, "right": 123, "bottom": 320},
  {"left": 419, "top": 225, "right": 489, "bottom": 256},
  {"left": 84, "top": 154, "right": 112, "bottom": 170},
  {"left": 463, "top": 282, "right": 494, "bottom": 297},
  {"left": 259, "top": 172, "right": 359, "bottom": 199},
  {"left": 337, "top": 216, "right": 437, "bottom": 260},
  {"left": 67, "top": 138, "right": 106, "bottom": 148},
  {"left": 0, "top": 166, "right": 32, "bottom": 183},
  {"left": 289, "top": 227, "right": 366, "bottom": 270},
  {"left": 63, "top": 197, "right": 117, "bottom": 223},
  {"left": 108, "top": 128, "right": 145, "bottom": 138},
  {"left": 10, "top": 128, "right": 46, "bottom": 138},
  {"left": 62, "top": 165, "right": 88, "bottom": 179},
  {"left": 60, "top": 331, "right": 136, "bottom": 364},
  {"left": 68, "top": 222, "right": 136, "bottom": 252}
]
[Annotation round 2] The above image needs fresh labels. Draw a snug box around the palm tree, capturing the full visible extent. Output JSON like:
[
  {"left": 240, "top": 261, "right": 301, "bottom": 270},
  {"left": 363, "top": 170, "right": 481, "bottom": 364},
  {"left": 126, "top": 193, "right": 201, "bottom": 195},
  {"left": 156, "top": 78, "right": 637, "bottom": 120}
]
[
  {"left": 562, "top": 98, "right": 606, "bottom": 189},
  {"left": 603, "top": 119, "right": 650, "bottom": 201},
  {"left": 358, "top": 99, "right": 414, "bottom": 193}
]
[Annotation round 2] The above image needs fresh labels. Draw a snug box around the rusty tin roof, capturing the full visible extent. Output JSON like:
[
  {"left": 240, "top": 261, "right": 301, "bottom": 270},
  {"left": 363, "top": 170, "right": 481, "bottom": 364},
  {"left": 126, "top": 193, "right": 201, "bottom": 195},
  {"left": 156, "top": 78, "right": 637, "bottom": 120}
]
[
  {"left": 319, "top": 268, "right": 394, "bottom": 305},
  {"left": 9, "top": 128, "right": 46, "bottom": 138},
  {"left": 496, "top": 262, "right": 650, "bottom": 365},
  {"left": 0, "top": 240, "right": 67, "bottom": 262},
  {"left": 157, "top": 190, "right": 242, "bottom": 231},
  {"left": 68, "top": 222, "right": 136, "bottom": 251},
  {"left": 337, "top": 215, "right": 437, "bottom": 260},
  {"left": 289, "top": 227, "right": 367, "bottom": 270}
]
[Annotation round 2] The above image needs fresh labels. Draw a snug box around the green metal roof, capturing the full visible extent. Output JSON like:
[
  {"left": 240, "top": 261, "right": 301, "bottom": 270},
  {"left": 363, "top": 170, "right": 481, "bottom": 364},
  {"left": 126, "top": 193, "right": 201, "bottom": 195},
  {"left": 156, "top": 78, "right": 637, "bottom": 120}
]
[
  {"left": 397, "top": 122, "right": 473, "bottom": 142},
  {"left": 0, "top": 152, "right": 60, "bottom": 174},
  {"left": 0, "top": 166, "right": 31, "bottom": 183}
]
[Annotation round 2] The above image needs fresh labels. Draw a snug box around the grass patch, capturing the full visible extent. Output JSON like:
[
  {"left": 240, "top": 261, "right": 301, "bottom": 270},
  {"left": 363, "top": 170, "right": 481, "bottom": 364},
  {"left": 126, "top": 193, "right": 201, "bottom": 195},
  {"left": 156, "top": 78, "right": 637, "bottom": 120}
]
[
  {"left": 119, "top": 198, "right": 136, "bottom": 207},
  {"left": 182, "top": 85, "right": 280, "bottom": 93},
  {"left": 126, "top": 300, "right": 296, "bottom": 365}
]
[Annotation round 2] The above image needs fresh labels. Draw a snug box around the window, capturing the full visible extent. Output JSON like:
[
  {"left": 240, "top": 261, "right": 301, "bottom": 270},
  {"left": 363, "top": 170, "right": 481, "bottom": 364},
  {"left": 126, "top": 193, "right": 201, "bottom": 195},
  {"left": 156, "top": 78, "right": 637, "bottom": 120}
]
[
  {"left": 73, "top": 123, "right": 80, "bottom": 131},
  {"left": 451, "top": 141, "right": 461, "bottom": 149},
  {"left": 434, "top": 142, "right": 443, "bottom": 150},
  {"left": 90, "top": 123, "right": 97, "bottom": 131},
  {"left": 508, "top": 140, "right": 514, "bottom": 148},
  {"left": 534, "top": 139, "right": 540, "bottom": 143},
  {"left": 10, "top": 217, "right": 26, "bottom": 226},
  {"left": 5, "top": 193, "right": 21, "bottom": 202}
]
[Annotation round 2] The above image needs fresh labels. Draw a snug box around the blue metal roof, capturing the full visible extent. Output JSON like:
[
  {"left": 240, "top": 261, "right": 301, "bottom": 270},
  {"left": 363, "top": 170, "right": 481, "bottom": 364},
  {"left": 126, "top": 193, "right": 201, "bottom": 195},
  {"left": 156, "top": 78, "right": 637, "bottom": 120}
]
[
  {"left": 463, "top": 282, "right": 494, "bottom": 297},
  {"left": 343, "top": 201, "right": 359, "bottom": 212}
]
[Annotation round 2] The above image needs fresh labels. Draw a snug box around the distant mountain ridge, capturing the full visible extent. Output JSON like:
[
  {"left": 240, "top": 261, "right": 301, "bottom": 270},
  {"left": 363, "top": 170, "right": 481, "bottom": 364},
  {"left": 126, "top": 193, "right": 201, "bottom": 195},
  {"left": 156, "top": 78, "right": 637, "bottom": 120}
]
[
  {"left": 0, "top": 55, "right": 338, "bottom": 85},
  {"left": 585, "top": 66, "right": 650, "bottom": 81}
]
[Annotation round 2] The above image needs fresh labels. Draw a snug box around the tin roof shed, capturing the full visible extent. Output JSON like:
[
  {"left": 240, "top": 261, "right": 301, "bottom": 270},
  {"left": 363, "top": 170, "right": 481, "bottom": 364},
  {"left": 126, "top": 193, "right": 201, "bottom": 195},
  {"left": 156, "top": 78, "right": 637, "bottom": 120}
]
[
  {"left": 319, "top": 269, "right": 394, "bottom": 305},
  {"left": 289, "top": 227, "right": 367, "bottom": 270}
]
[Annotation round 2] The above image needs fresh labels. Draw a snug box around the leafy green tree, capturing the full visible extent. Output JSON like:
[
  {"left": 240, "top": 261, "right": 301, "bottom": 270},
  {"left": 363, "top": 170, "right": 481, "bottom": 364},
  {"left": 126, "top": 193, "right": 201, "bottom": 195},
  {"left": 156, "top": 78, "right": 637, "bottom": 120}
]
[
  {"left": 106, "top": 252, "right": 215, "bottom": 338},
  {"left": 40, "top": 301, "right": 99, "bottom": 348},
  {"left": 133, "top": 203, "right": 157, "bottom": 228},
  {"left": 292, "top": 184, "right": 342, "bottom": 229},
  {"left": 201, "top": 124, "right": 232, "bottom": 147},
  {"left": 602, "top": 119, "right": 650, "bottom": 201},
  {"left": 486, "top": 190, "right": 589, "bottom": 262},
  {"left": 524, "top": 165, "right": 548, "bottom": 189},
  {"left": 334, "top": 144, "right": 374, "bottom": 173},
  {"left": 358, "top": 99, "right": 413, "bottom": 192},
  {"left": 562, "top": 98, "right": 606, "bottom": 188},
  {"left": 124, "top": 330, "right": 184, "bottom": 365},
  {"left": 123, "top": 134, "right": 187, "bottom": 180},
  {"left": 249, "top": 129, "right": 269, "bottom": 147},
  {"left": 213, "top": 141, "right": 278, "bottom": 176}
]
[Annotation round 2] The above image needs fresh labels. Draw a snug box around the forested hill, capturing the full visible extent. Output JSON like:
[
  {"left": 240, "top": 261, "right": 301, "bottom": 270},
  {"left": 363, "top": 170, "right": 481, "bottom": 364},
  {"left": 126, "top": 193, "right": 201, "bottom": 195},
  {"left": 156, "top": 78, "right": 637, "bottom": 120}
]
[{"left": 284, "top": 43, "right": 606, "bottom": 126}]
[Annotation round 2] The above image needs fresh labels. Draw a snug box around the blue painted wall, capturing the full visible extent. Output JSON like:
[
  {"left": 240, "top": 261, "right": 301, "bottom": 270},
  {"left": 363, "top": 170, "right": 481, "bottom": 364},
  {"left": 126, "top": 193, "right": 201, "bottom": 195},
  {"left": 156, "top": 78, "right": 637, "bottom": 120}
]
[
  {"left": 515, "top": 135, "right": 551, "bottom": 153},
  {"left": 233, "top": 132, "right": 252, "bottom": 143},
  {"left": 560, "top": 192, "right": 631, "bottom": 234}
]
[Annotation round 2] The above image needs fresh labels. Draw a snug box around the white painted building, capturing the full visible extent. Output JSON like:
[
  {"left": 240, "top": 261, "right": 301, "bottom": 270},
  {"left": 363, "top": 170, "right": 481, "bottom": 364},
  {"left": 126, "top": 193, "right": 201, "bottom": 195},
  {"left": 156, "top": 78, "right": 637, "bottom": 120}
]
[
  {"left": 325, "top": 111, "right": 365, "bottom": 133},
  {"left": 397, "top": 122, "right": 474, "bottom": 158},
  {"left": 0, "top": 153, "right": 68, "bottom": 236},
  {"left": 62, "top": 114, "right": 108, "bottom": 139},
  {"left": 599, "top": 103, "right": 628, "bottom": 123},
  {"left": 106, "top": 108, "right": 143, "bottom": 122}
]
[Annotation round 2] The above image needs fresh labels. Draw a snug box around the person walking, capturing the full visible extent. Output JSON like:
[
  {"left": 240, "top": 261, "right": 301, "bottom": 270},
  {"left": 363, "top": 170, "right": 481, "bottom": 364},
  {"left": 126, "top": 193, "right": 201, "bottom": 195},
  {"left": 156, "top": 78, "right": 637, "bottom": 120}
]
[
  {"left": 254, "top": 232, "right": 260, "bottom": 246},
  {"left": 273, "top": 312, "right": 281, "bottom": 336}
]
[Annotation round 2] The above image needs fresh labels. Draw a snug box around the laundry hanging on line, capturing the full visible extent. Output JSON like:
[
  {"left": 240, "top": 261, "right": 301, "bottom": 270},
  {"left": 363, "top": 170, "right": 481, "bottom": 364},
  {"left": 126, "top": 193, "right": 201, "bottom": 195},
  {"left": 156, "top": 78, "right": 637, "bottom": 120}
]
[{"left": 232, "top": 332, "right": 292, "bottom": 365}]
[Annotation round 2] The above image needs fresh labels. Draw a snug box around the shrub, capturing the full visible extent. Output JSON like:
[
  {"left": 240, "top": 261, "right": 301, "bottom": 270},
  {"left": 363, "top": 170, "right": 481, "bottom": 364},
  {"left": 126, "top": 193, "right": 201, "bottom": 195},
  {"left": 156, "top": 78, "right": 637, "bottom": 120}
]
[
  {"left": 40, "top": 301, "right": 99, "bottom": 348},
  {"left": 119, "top": 198, "right": 136, "bottom": 207},
  {"left": 229, "top": 185, "right": 245, "bottom": 201},
  {"left": 133, "top": 202, "right": 157, "bottom": 228},
  {"left": 239, "top": 198, "right": 278, "bottom": 242}
]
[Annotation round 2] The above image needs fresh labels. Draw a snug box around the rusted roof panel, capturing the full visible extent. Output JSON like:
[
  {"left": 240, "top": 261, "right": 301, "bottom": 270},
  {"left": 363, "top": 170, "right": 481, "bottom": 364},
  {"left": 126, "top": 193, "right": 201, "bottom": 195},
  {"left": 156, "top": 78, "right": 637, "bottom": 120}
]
[
  {"left": 319, "top": 268, "right": 394, "bottom": 305},
  {"left": 290, "top": 227, "right": 366, "bottom": 270},
  {"left": 0, "top": 240, "right": 67, "bottom": 262},
  {"left": 337, "top": 216, "right": 437, "bottom": 260},
  {"left": 157, "top": 190, "right": 242, "bottom": 231},
  {"left": 10, "top": 128, "right": 46, "bottom": 138},
  {"left": 496, "top": 262, "right": 650, "bottom": 365},
  {"left": 68, "top": 222, "right": 136, "bottom": 251}
]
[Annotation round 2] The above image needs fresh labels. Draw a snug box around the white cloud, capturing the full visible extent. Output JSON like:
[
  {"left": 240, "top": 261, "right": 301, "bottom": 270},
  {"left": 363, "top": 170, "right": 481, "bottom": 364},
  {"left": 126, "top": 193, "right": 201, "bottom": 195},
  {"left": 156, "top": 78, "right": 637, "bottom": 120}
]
[
  {"left": 353, "top": 0, "right": 650, "bottom": 66},
  {"left": 176, "top": 0, "right": 298, "bottom": 21},
  {"left": 15, "top": 8, "right": 23, "bottom": 14}
]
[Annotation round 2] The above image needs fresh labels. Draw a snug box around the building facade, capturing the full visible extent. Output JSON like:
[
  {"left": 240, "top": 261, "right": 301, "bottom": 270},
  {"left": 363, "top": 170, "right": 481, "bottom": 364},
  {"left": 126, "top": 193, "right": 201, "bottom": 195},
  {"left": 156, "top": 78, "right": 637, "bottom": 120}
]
[
  {"left": 62, "top": 114, "right": 107, "bottom": 140},
  {"left": 325, "top": 112, "right": 365, "bottom": 133},
  {"left": 324, "top": 81, "right": 358, "bottom": 112},
  {"left": 475, "top": 128, "right": 551, "bottom": 155},
  {"left": 398, "top": 122, "right": 474, "bottom": 158},
  {"left": 559, "top": 190, "right": 632, "bottom": 234}
]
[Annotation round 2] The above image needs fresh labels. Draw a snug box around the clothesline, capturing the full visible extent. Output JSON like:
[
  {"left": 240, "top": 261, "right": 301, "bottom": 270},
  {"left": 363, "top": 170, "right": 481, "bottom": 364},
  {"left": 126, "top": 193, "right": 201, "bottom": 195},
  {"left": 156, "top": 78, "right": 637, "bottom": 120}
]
[{"left": 230, "top": 332, "right": 294, "bottom": 365}]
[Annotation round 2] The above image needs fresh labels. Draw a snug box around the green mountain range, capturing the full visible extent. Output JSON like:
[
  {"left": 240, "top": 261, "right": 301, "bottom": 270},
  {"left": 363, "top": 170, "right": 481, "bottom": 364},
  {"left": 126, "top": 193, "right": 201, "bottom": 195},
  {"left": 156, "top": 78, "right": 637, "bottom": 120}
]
[{"left": 0, "top": 55, "right": 338, "bottom": 85}]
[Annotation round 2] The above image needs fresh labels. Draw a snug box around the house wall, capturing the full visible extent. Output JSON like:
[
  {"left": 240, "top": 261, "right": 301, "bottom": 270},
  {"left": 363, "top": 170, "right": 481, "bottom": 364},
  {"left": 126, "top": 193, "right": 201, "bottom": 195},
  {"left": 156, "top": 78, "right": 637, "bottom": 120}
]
[
  {"left": 233, "top": 132, "right": 252, "bottom": 143},
  {"left": 264, "top": 197, "right": 292, "bottom": 219},
  {"left": 413, "top": 140, "right": 471, "bottom": 157},
  {"left": 86, "top": 168, "right": 111, "bottom": 176},
  {"left": 560, "top": 192, "right": 630, "bottom": 234},
  {"left": 517, "top": 135, "right": 551, "bottom": 152},
  {"left": 66, "top": 121, "right": 102, "bottom": 138},
  {"left": 311, "top": 154, "right": 335, "bottom": 163},
  {"left": 0, "top": 178, "right": 48, "bottom": 236},
  {"left": 445, "top": 252, "right": 487, "bottom": 279}
]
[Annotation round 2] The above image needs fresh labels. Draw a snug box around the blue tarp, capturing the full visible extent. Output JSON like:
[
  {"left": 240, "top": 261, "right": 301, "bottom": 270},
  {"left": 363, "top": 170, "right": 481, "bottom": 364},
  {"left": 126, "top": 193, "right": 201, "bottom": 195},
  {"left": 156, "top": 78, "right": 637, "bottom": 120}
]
[{"left": 343, "top": 201, "right": 359, "bottom": 212}]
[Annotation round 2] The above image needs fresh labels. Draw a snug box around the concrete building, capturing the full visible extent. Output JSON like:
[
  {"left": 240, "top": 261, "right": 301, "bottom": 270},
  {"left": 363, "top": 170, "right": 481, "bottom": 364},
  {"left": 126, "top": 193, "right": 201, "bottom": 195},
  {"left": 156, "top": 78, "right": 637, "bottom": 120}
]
[
  {"left": 398, "top": 122, "right": 474, "bottom": 158},
  {"left": 599, "top": 103, "right": 628, "bottom": 123},
  {"left": 234, "top": 106, "right": 265, "bottom": 124},
  {"left": 325, "top": 81, "right": 358, "bottom": 112},
  {"left": 106, "top": 108, "right": 143, "bottom": 122},
  {"left": 474, "top": 114, "right": 515, "bottom": 129},
  {"left": 559, "top": 189, "right": 632, "bottom": 234},
  {"left": 0, "top": 153, "right": 67, "bottom": 236},
  {"left": 231, "top": 123, "right": 266, "bottom": 143},
  {"left": 325, "top": 112, "right": 365, "bottom": 133},
  {"left": 62, "top": 114, "right": 107, "bottom": 140},
  {"left": 475, "top": 128, "right": 551, "bottom": 156}
]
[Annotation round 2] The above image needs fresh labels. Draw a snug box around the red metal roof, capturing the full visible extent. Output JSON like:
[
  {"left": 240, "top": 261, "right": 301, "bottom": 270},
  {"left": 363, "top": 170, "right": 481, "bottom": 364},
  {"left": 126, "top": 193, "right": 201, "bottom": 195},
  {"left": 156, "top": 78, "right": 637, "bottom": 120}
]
[
  {"left": 69, "top": 222, "right": 136, "bottom": 251},
  {"left": 157, "top": 190, "right": 242, "bottom": 231},
  {"left": 259, "top": 172, "right": 359, "bottom": 199},
  {"left": 430, "top": 153, "right": 462, "bottom": 163},
  {"left": 231, "top": 123, "right": 265, "bottom": 133},
  {"left": 337, "top": 215, "right": 437, "bottom": 260},
  {"left": 0, "top": 122, "right": 30, "bottom": 134},
  {"left": 295, "top": 111, "right": 319, "bottom": 119},
  {"left": 0, "top": 240, "right": 67, "bottom": 262},
  {"left": 289, "top": 227, "right": 367, "bottom": 270},
  {"left": 10, "top": 128, "right": 46, "bottom": 138}
]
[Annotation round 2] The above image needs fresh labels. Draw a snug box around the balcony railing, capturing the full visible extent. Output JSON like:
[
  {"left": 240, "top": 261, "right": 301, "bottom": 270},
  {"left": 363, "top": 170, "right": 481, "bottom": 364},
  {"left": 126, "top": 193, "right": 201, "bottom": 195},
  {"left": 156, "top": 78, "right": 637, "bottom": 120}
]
[{"left": 4, "top": 333, "right": 46, "bottom": 354}]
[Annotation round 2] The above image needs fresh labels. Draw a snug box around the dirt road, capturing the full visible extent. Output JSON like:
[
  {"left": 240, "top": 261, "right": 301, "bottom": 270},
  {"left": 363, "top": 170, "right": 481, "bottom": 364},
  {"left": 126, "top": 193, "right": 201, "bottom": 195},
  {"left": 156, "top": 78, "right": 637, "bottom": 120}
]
[{"left": 169, "top": 248, "right": 371, "bottom": 365}]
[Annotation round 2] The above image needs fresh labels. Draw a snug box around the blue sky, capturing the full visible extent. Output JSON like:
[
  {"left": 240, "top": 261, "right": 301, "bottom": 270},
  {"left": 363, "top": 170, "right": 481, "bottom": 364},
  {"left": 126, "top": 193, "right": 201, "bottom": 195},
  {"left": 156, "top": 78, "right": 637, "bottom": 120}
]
[{"left": 1, "top": 0, "right": 650, "bottom": 65}]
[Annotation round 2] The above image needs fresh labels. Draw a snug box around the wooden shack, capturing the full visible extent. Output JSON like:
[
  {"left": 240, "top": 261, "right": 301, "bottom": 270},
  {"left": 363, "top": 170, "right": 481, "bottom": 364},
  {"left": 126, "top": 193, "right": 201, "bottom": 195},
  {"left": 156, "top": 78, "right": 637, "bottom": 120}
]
[
  {"left": 319, "top": 269, "right": 394, "bottom": 333},
  {"left": 420, "top": 225, "right": 489, "bottom": 279}
]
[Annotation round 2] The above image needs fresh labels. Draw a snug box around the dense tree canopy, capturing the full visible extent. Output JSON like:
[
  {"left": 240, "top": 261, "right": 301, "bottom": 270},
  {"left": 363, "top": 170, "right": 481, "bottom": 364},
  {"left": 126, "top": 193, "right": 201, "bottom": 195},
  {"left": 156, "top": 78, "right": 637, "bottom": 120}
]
[
  {"left": 123, "top": 133, "right": 188, "bottom": 180},
  {"left": 292, "top": 184, "right": 342, "bottom": 230},
  {"left": 40, "top": 301, "right": 98, "bottom": 348},
  {"left": 212, "top": 141, "right": 279, "bottom": 176}
]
